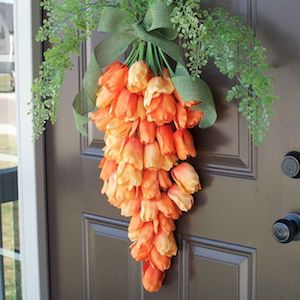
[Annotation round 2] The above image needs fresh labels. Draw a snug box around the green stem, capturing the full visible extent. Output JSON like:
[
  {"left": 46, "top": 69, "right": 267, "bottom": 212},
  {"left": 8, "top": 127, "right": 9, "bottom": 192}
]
[
  {"left": 158, "top": 48, "right": 175, "bottom": 76},
  {"left": 153, "top": 45, "right": 163, "bottom": 75},
  {"left": 124, "top": 44, "right": 138, "bottom": 65}
]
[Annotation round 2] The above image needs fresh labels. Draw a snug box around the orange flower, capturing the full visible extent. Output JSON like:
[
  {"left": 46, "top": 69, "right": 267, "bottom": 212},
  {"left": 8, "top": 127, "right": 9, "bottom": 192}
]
[
  {"left": 144, "top": 77, "right": 174, "bottom": 108},
  {"left": 120, "top": 194, "right": 141, "bottom": 217},
  {"left": 91, "top": 106, "right": 114, "bottom": 131},
  {"left": 111, "top": 89, "right": 131, "bottom": 118},
  {"left": 142, "top": 262, "right": 165, "bottom": 293},
  {"left": 186, "top": 110, "right": 204, "bottom": 128},
  {"left": 147, "top": 94, "right": 176, "bottom": 125},
  {"left": 127, "top": 61, "right": 152, "bottom": 93},
  {"left": 146, "top": 95, "right": 161, "bottom": 114},
  {"left": 156, "top": 212, "right": 175, "bottom": 235},
  {"left": 105, "top": 118, "right": 132, "bottom": 138},
  {"left": 99, "top": 61, "right": 124, "bottom": 86},
  {"left": 175, "top": 102, "right": 187, "bottom": 129},
  {"left": 168, "top": 184, "right": 194, "bottom": 212},
  {"left": 137, "top": 222, "right": 154, "bottom": 246},
  {"left": 101, "top": 172, "right": 117, "bottom": 198},
  {"left": 128, "top": 213, "right": 144, "bottom": 242},
  {"left": 153, "top": 230, "right": 177, "bottom": 257},
  {"left": 156, "top": 193, "right": 181, "bottom": 220},
  {"left": 174, "top": 89, "right": 199, "bottom": 108},
  {"left": 120, "top": 137, "right": 144, "bottom": 170},
  {"left": 103, "top": 135, "right": 124, "bottom": 161},
  {"left": 117, "top": 162, "right": 142, "bottom": 189},
  {"left": 141, "top": 199, "right": 158, "bottom": 222},
  {"left": 108, "top": 196, "right": 123, "bottom": 208},
  {"left": 96, "top": 86, "right": 119, "bottom": 108},
  {"left": 173, "top": 129, "right": 196, "bottom": 160},
  {"left": 150, "top": 246, "right": 171, "bottom": 272},
  {"left": 160, "top": 153, "right": 177, "bottom": 171},
  {"left": 104, "top": 64, "right": 128, "bottom": 92},
  {"left": 116, "top": 184, "right": 138, "bottom": 205},
  {"left": 156, "top": 125, "right": 175, "bottom": 155},
  {"left": 141, "top": 169, "right": 161, "bottom": 200},
  {"left": 171, "top": 162, "right": 201, "bottom": 194},
  {"left": 99, "top": 158, "right": 118, "bottom": 181},
  {"left": 144, "top": 142, "right": 161, "bottom": 170},
  {"left": 139, "top": 120, "right": 156, "bottom": 144},
  {"left": 157, "top": 170, "right": 172, "bottom": 191},
  {"left": 131, "top": 242, "right": 152, "bottom": 262}
]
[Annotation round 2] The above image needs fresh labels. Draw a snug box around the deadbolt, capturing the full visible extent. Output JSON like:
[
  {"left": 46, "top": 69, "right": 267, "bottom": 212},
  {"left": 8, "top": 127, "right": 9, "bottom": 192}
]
[
  {"left": 282, "top": 151, "right": 300, "bottom": 178},
  {"left": 272, "top": 213, "right": 300, "bottom": 243}
]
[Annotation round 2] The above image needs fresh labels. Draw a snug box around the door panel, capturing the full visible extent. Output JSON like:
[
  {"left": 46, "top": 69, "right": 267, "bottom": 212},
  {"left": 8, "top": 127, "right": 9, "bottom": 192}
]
[{"left": 46, "top": 0, "right": 300, "bottom": 299}]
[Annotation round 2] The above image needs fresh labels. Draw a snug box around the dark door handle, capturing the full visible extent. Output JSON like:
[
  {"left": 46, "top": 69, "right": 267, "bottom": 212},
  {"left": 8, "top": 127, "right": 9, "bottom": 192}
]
[{"left": 272, "top": 213, "right": 300, "bottom": 243}]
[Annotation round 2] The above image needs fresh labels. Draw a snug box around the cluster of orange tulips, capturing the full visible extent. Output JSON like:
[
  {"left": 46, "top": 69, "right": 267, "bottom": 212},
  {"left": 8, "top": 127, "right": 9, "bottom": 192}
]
[{"left": 91, "top": 60, "right": 202, "bottom": 292}]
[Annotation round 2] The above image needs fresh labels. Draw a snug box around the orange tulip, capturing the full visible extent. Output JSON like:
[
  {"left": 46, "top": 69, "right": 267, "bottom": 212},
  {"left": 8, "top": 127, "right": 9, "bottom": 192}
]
[
  {"left": 146, "top": 95, "right": 161, "bottom": 114},
  {"left": 153, "top": 230, "right": 177, "bottom": 257},
  {"left": 175, "top": 102, "right": 188, "bottom": 129},
  {"left": 117, "top": 162, "right": 142, "bottom": 189},
  {"left": 103, "top": 135, "right": 124, "bottom": 161},
  {"left": 174, "top": 89, "right": 199, "bottom": 108},
  {"left": 156, "top": 212, "right": 175, "bottom": 234},
  {"left": 147, "top": 94, "right": 176, "bottom": 125},
  {"left": 150, "top": 246, "right": 171, "bottom": 272},
  {"left": 141, "top": 199, "right": 158, "bottom": 222},
  {"left": 99, "top": 158, "right": 118, "bottom": 181},
  {"left": 120, "top": 194, "right": 141, "bottom": 217},
  {"left": 91, "top": 106, "right": 114, "bottom": 131},
  {"left": 105, "top": 118, "right": 132, "bottom": 138},
  {"left": 168, "top": 184, "right": 194, "bottom": 212},
  {"left": 144, "top": 77, "right": 174, "bottom": 108},
  {"left": 144, "top": 142, "right": 161, "bottom": 170},
  {"left": 142, "top": 262, "right": 165, "bottom": 293},
  {"left": 104, "top": 64, "right": 128, "bottom": 92},
  {"left": 107, "top": 196, "right": 123, "bottom": 208},
  {"left": 139, "top": 120, "right": 156, "bottom": 144},
  {"left": 186, "top": 110, "right": 204, "bottom": 128},
  {"left": 101, "top": 172, "right": 117, "bottom": 198},
  {"left": 156, "top": 125, "right": 175, "bottom": 155},
  {"left": 156, "top": 193, "right": 181, "bottom": 220},
  {"left": 111, "top": 89, "right": 131, "bottom": 118},
  {"left": 137, "top": 222, "right": 154, "bottom": 246},
  {"left": 96, "top": 86, "right": 119, "bottom": 108},
  {"left": 99, "top": 61, "right": 124, "bottom": 86},
  {"left": 127, "top": 60, "right": 152, "bottom": 93},
  {"left": 157, "top": 170, "right": 172, "bottom": 191},
  {"left": 160, "top": 153, "right": 178, "bottom": 171},
  {"left": 128, "top": 213, "right": 144, "bottom": 242},
  {"left": 141, "top": 169, "right": 161, "bottom": 200},
  {"left": 120, "top": 137, "right": 144, "bottom": 170},
  {"left": 173, "top": 129, "right": 196, "bottom": 160},
  {"left": 171, "top": 162, "right": 201, "bottom": 194},
  {"left": 116, "top": 184, "right": 138, "bottom": 205},
  {"left": 131, "top": 242, "right": 152, "bottom": 262}
]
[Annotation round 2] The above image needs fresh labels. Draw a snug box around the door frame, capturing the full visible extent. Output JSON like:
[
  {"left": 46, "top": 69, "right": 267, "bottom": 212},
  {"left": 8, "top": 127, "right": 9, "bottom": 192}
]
[{"left": 15, "top": 0, "right": 49, "bottom": 299}]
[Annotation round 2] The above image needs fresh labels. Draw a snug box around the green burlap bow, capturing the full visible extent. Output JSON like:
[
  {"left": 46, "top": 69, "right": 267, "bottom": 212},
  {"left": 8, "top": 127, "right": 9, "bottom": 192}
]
[{"left": 73, "top": 0, "right": 217, "bottom": 135}]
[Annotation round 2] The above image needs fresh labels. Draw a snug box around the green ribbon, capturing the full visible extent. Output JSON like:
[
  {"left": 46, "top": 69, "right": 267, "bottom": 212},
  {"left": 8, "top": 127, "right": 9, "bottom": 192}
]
[{"left": 73, "top": 0, "right": 217, "bottom": 135}]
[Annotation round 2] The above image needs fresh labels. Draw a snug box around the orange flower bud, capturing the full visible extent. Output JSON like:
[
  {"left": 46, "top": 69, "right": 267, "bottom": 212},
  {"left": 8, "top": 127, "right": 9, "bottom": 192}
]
[
  {"left": 131, "top": 242, "right": 152, "bottom": 262},
  {"left": 91, "top": 106, "right": 114, "bottom": 131},
  {"left": 157, "top": 170, "right": 172, "bottom": 191},
  {"left": 128, "top": 213, "right": 144, "bottom": 242},
  {"left": 144, "top": 77, "right": 174, "bottom": 108},
  {"left": 156, "top": 125, "right": 175, "bottom": 155},
  {"left": 99, "top": 158, "right": 118, "bottom": 181},
  {"left": 156, "top": 193, "right": 181, "bottom": 220},
  {"left": 107, "top": 196, "right": 123, "bottom": 208},
  {"left": 117, "top": 162, "right": 142, "bottom": 189},
  {"left": 101, "top": 172, "right": 117, "bottom": 198},
  {"left": 157, "top": 212, "right": 175, "bottom": 234},
  {"left": 105, "top": 64, "right": 128, "bottom": 92},
  {"left": 150, "top": 246, "right": 171, "bottom": 272},
  {"left": 116, "top": 184, "right": 138, "bottom": 204},
  {"left": 96, "top": 86, "right": 119, "bottom": 108},
  {"left": 137, "top": 222, "right": 154, "bottom": 246},
  {"left": 124, "top": 93, "right": 139, "bottom": 121},
  {"left": 186, "top": 110, "right": 204, "bottom": 128},
  {"left": 153, "top": 230, "right": 177, "bottom": 257},
  {"left": 173, "top": 129, "right": 196, "bottom": 160},
  {"left": 141, "top": 199, "right": 158, "bottom": 222},
  {"left": 99, "top": 61, "right": 124, "bottom": 86},
  {"left": 147, "top": 94, "right": 176, "bottom": 125},
  {"left": 144, "top": 142, "right": 161, "bottom": 170},
  {"left": 127, "top": 61, "right": 152, "bottom": 93},
  {"left": 146, "top": 95, "right": 161, "bottom": 114},
  {"left": 103, "top": 135, "right": 124, "bottom": 161},
  {"left": 105, "top": 118, "right": 132, "bottom": 138},
  {"left": 171, "top": 162, "right": 201, "bottom": 194},
  {"left": 175, "top": 102, "right": 188, "bottom": 129},
  {"left": 112, "top": 89, "right": 131, "bottom": 118},
  {"left": 142, "top": 262, "right": 165, "bottom": 293},
  {"left": 141, "top": 169, "right": 161, "bottom": 200},
  {"left": 160, "top": 153, "right": 178, "bottom": 171},
  {"left": 120, "top": 137, "right": 144, "bottom": 170},
  {"left": 120, "top": 194, "right": 141, "bottom": 217},
  {"left": 168, "top": 184, "right": 194, "bottom": 212},
  {"left": 139, "top": 120, "right": 156, "bottom": 144}
]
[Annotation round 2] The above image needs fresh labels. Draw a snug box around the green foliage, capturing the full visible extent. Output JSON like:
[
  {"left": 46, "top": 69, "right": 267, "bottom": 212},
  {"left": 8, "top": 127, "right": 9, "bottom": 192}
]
[
  {"left": 31, "top": 0, "right": 105, "bottom": 139},
  {"left": 168, "top": 1, "right": 276, "bottom": 145}
]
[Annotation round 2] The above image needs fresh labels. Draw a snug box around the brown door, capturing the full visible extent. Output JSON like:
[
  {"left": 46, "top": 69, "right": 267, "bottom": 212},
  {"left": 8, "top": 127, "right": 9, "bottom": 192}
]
[{"left": 46, "top": 1, "right": 300, "bottom": 299}]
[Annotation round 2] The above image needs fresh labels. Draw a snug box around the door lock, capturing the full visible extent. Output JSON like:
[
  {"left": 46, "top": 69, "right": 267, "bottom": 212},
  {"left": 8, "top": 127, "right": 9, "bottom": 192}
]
[
  {"left": 282, "top": 151, "right": 300, "bottom": 178},
  {"left": 272, "top": 213, "right": 300, "bottom": 243}
]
